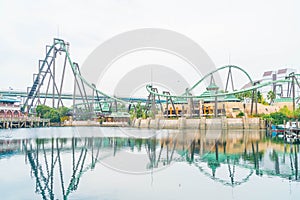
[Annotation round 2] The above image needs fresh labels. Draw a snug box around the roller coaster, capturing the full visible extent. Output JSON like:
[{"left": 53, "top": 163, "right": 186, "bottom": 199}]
[
  {"left": 15, "top": 38, "right": 300, "bottom": 119},
  {"left": 20, "top": 38, "right": 128, "bottom": 118}
]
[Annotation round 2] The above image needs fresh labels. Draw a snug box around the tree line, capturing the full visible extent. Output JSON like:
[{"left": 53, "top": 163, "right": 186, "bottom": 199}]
[{"left": 36, "top": 105, "right": 70, "bottom": 123}]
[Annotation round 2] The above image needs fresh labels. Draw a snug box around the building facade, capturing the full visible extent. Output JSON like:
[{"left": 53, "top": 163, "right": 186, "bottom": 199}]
[
  {"left": 260, "top": 68, "right": 297, "bottom": 99},
  {"left": 0, "top": 96, "right": 22, "bottom": 118}
]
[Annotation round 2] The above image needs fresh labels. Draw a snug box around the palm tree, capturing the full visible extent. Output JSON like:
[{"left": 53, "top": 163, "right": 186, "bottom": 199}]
[{"left": 267, "top": 90, "right": 276, "bottom": 105}]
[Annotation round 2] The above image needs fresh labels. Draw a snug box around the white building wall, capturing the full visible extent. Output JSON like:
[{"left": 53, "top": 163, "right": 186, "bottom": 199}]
[{"left": 259, "top": 68, "right": 297, "bottom": 100}]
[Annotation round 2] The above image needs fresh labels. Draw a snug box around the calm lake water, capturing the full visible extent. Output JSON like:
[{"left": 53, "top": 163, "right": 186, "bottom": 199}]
[{"left": 0, "top": 127, "right": 300, "bottom": 200}]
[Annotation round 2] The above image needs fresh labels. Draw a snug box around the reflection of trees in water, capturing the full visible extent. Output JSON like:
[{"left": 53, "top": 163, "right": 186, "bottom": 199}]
[
  {"left": 251, "top": 141, "right": 263, "bottom": 175},
  {"left": 17, "top": 132, "right": 300, "bottom": 198},
  {"left": 268, "top": 143, "right": 300, "bottom": 180}
]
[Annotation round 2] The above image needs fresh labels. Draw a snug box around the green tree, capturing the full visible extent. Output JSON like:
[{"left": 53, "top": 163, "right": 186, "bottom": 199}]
[
  {"left": 257, "top": 91, "right": 263, "bottom": 103},
  {"left": 235, "top": 90, "right": 253, "bottom": 101},
  {"left": 57, "top": 106, "right": 70, "bottom": 117},
  {"left": 293, "top": 108, "right": 300, "bottom": 119},
  {"left": 267, "top": 91, "right": 276, "bottom": 104},
  {"left": 269, "top": 112, "right": 288, "bottom": 125},
  {"left": 129, "top": 102, "right": 149, "bottom": 119},
  {"left": 279, "top": 105, "right": 293, "bottom": 118},
  {"left": 236, "top": 111, "right": 245, "bottom": 118},
  {"left": 36, "top": 105, "right": 51, "bottom": 118},
  {"left": 236, "top": 90, "right": 268, "bottom": 105},
  {"left": 36, "top": 105, "right": 71, "bottom": 123},
  {"left": 44, "top": 109, "right": 61, "bottom": 123},
  {"left": 135, "top": 102, "right": 143, "bottom": 118}
]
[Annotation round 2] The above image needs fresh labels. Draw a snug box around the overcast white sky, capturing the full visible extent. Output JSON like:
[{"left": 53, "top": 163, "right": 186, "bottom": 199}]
[{"left": 0, "top": 0, "right": 299, "bottom": 92}]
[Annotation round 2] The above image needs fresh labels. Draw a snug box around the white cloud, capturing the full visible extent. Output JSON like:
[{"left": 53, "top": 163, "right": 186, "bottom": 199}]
[{"left": 0, "top": 0, "right": 299, "bottom": 92}]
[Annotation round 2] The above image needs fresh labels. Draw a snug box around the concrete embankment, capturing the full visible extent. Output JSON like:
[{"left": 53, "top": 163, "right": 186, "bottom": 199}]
[
  {"left": 132, "top": 117, "right": 266, "bottom": 129},
  {"left": 63, "top": 120, "right": 129, "bottom": 127}
]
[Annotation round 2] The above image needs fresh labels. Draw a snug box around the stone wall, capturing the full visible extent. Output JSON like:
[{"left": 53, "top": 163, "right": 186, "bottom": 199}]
[{"left": 132, "top": 117, "right": 266, "bottom": 130}]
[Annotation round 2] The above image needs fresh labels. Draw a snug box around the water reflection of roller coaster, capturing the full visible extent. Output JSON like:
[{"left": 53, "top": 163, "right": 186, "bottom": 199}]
[
  {"left": 1, "top": 38, "right": 299, "bottom": 119},
  {"left": 1, "top": 130, "right": 299, "bottom": 199}
]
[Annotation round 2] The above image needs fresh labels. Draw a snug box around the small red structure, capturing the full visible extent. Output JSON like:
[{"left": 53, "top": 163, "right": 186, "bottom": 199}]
[{"left": 0, "top": 96, "right": 22, "bottom": 118}]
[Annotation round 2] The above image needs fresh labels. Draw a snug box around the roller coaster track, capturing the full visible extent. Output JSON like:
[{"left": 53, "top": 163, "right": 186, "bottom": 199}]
[
  {"left": 22, "top": 39, "right": 300, "bottom": 116},
  {"left": 60, "top": 42, "right": 127, "bottom": 104},
  {"left": 22, "top": 38, "right": 128, "bottom": 114},
  {"left": 185, "top": 65, "right": 254, "bottom": 95},
  {"left": 146, "top": 64, "right": 300, "bottom": 102},
  {"left": 147, "top": 75, "right": 293, "bottom": 99}
]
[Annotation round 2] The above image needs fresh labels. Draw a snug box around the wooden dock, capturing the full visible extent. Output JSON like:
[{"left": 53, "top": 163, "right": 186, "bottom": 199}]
[{"left": 0, "top": 117, "right": 50, "bottom": 129}]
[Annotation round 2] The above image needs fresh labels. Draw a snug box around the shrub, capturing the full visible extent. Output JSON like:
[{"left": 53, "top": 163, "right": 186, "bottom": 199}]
[{"left": 236, "top": 112, "right": 245, "bottom": 118}]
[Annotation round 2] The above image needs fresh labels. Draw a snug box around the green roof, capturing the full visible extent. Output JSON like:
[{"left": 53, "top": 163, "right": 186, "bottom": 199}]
[
  {"left": 199, "top": 90, "right": 216, "bottom": 98},
  {"left": 199, "top": 91, "right": 240, "bottom": 103},
  {"left": 274, "top": 98, "right": 293, "bottom": 103},
  {"left": 206, "top": 83, "right": 219, "bottom": 91},
  {"left": 224, "top": 94, "right": 240, "bottom": 102},
  {"left": 199, "top": 90, "right": 216, "bottom": 102},
  {"left": 173, "top": 98, "right": 188, "bottom": 104},
  {"left": 0, "top": 96, "right": 20, "bottom": 103}
]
